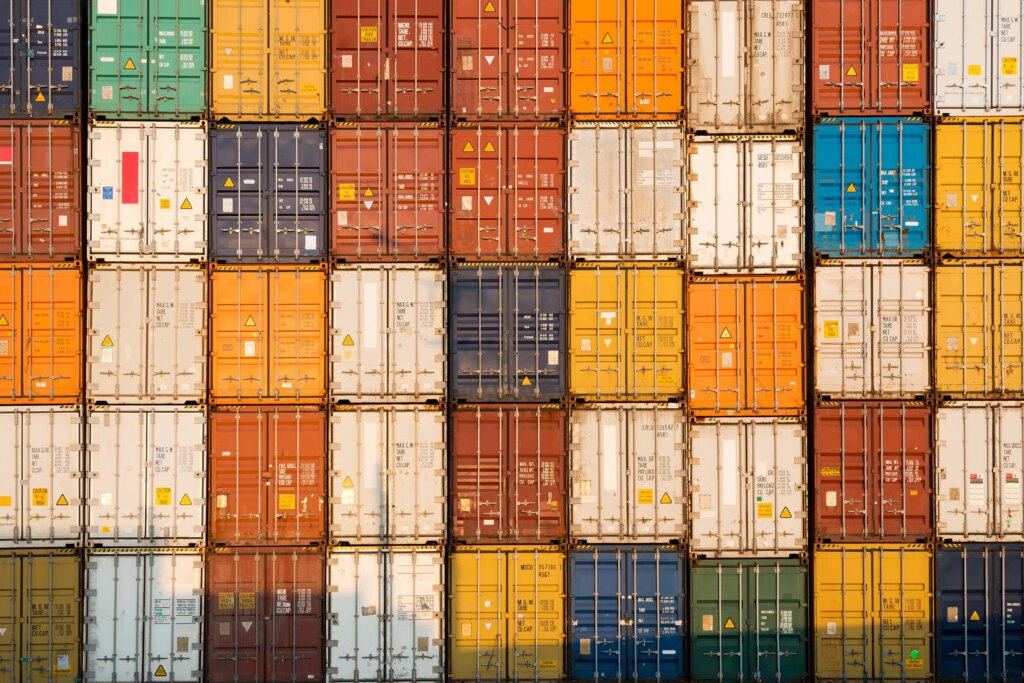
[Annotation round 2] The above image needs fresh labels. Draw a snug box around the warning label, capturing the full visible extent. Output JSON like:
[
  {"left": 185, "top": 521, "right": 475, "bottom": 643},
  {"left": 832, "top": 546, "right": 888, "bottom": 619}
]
[
  {"left": 601, "top": 32, "right": 613, "bottom": 45},
  {"left": 32, "top": 488, "right": 48, "bottom": 506}
]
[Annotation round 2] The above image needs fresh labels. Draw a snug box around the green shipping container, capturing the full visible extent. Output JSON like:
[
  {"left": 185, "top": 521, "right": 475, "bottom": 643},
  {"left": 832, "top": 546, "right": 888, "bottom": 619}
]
[
  {"left": 90, "top": 0, "right": 207, "bottom": 118},
  {"left": 690, "top": 559, "right": 809, "bottom": 683}
]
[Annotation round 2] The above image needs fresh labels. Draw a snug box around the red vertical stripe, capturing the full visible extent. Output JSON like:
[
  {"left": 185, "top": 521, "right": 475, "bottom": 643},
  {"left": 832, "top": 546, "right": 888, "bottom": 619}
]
[{"left": 121, "top": 151, "right": 139, "bottom": 204}]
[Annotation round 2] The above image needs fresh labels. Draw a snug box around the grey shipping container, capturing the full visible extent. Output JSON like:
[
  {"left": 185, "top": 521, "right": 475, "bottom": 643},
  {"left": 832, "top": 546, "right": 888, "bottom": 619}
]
[{"left": 0, "top": 0, "right": 80, "bottom": 118}]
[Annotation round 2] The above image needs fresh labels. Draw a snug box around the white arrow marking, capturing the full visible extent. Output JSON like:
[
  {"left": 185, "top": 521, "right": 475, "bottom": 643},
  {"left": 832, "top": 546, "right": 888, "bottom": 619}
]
[
  {"left": 971, "top": 194, "right": 980, "bottom": 202},
  {"left": 483, "top": 196, "right": 494, "bottom": 206},
  {"left": 970, "top": 337, "right": 978, "bottom": 346},
  {"left": 225, "top": 47, "right": 232, "bottom": 55},
  {"left": 364, "top": 200, "right": 374, "bottom": 209},
  {"left": 484, "top": 622, "right": 492, "bottom": 631},
  {"left": 484, "top": 55, "right": 495, "bottom": 65},
  {"left": 242, "top": 621, "right": 253, "bottom": 632},
  {"left": 604, "top": 338, "right": 612, "bottom": 347},
  {"left": 0, "top": 627, "right": 6, "bottom": 637}
]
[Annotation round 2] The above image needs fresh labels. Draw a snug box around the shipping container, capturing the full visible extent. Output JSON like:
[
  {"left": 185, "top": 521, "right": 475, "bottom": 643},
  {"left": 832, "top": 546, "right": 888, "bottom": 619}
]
[
  {"left": 687, "top": 0, "right": 806, "bottom": 132},
  {"left": 689, "top": 418, "right": 807, "bottom": 556},
  {"left": 450, "top": 265, "right": 566, "bottom": 401},
  {"left": 569, "top": 546, "right": 686, "bottom": 681},
  {"left": 86, "top": 406, "right": 205, "bottom": 546},
  {"left": 210, "top": 264, "right": 326, "bottom": 403},
  {"left": 330, "top": 264, "right": 445, "bottom": 401},
  {"left": 569, "top": 405, "right": 686, "bottom": 543},
  {"left": 936, "top": 403, "right": 1024, "bottom": 541},
  {"left": 85, "top": 549, "right": 204, "bottom": 682},
  {"left": 813, "top": 117, "right": 931, "bottom": 257},
  {"left": 568, "top": 0, "right": 684, "bottom": 119},
  {"left": 209, "top": 407, "right": 325, "bottom": 545},
  {"left": 0, "top": 264, "right": 82, "bottom": 402},
  {"left": 0, "top": 0, "right": 80, "bottom": 118},
  {"left": 330, "top": 406, "right": 445, "bottom": 544},
  {"left": 449, "top": 546, "right": 564, "bottom": 680},
  {"left": 810, "top": 0, "right": 930, "bottom": 115},
  {"left": 330, "top": 123, "right": 445, "bottom": 260},
  {"left": 569, "top": 263, "right": 685, "bottom": 399},
  {"left": 327, "top": 547, "right": 444, "bottom": 681},
  {"left": 210, "top": 0, "right": 327, "bottom": 120},
  {"left": 210, "top": 123, "right": 327, "bottom": 263},
  {"left": 87, "top": 121, "right": 208, "bottom": 261},
  {"left": 567, "top": 122, "right": 686, "bottom": 260},
  {"left": 206, "top": 547, "right": 325, "bottom": 683},
  {"left": 690, "top": 558, "right": 808, "bottom": 683},
  {"left": 814, "top": 402, "right": 933, "bottom": 542},
  {"left": 815, "top": 261, "right": 931, "bottom": 398},
  {"left": 89, "top": 0, "right": 207, "bottom": 118},
  {"left": 87, "top": 264, "right": 207, "bottom": 403},
  {"left": 450, "top": 0, "right": 564, "bottom": 120},
  {"left": 0, "top": 121, "right": 80, "bottom": 261},
  {"left": 450, "top": 124, "right": 565, "bottom": 260},
  {"left": 0, "top": 406, "right": 82, "bottom": 547},
  {"left": 330, "top": 0, "right": 443, "bottom": 119},
  {"left": 687, "top": 275, "right": 804, "bottom": 415},
  {"left": 935, "top": 543, "right": 1024, "bottom": 682},
  {"left": 451, "top": 405, "right": 565, "bottom": 543},
  {"left": 814, "top": 544, "right": 933, "bottom": 681},
  {"left": 689, "top": 134, "right": 804, "bottom": 272}
]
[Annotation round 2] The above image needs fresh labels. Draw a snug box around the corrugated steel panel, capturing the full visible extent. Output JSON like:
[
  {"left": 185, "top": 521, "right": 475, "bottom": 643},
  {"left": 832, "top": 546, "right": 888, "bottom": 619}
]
[{"left": 0, "top": 0, "right": 80, "bottom": 118}]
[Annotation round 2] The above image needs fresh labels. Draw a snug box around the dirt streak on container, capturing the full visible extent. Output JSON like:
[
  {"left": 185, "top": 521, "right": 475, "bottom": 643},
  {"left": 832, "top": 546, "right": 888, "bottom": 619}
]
[
  {"left": 687, "top": 0, "right": 806, "bottom": 132},
  {"left": 89, "top": 0, "right": 207, "bottom": 118},
  {"left": 206, "top": 547, "right": 325, "bottom": 683},
  {"left": 85, "top": 549, "right": 204, "bottom": 682},
  {"left": 330, "top": 123, "right": 445, "bottom": 260},
  {"left": 0, "top": 0, "right": 80, "bottom": 118},
  {"left": 0, "top": 121, "right": 80, "bottom": 261}
]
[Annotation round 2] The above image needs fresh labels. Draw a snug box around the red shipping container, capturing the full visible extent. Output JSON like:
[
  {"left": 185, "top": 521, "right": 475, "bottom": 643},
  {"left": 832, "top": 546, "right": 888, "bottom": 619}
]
[
  {"left": 330, "top": 0, "right": 444, "bottom": 119},
  {"left": 209, "top": 407, "right": 326, "bottom": 545},
  {"left": 450, "top": 0, "right": 565, "bottom": 120},
  {"left": 450, "top": 124, "right": 565, "bottom": 260},
  {"left": 206, "top": 548, "right": 325, "bottom": 683},
  {"left": 811, "top": 0, "right": 930, "bottom": 115},
  {"left": 814, "top": 402, "right": 933, "bottom": 542},
  {"left": 330, "top": 123, "right": 445, "bottom": 260},
  {"left": 451, "top": 404, "right": 566, "bottom": 542}
]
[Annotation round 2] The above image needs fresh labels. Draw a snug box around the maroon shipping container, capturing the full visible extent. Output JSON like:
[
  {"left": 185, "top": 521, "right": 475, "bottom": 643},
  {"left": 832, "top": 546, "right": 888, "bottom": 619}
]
[
  {"left": 330, "top": 123, "right": 445, "bottom": 260},
  {"left": 0, "top": 121, "right": 80, "bottom": 260},
  {"left": 209, "top": 407, "right": 327, "bottom": 545},
  {"left": 450, "top": 0, "right": 565, "bottom": 120},
  {"left": 450, "top": 124, "right": 565, "bottom": 260},
  {"left": 330, "top": 0, "right": 444, "bottom": 119},
  {"left": 451, "top": 404, "right": 567, "bottom": 542},
  {"left": 814, "top": 402, "right": 933, "bottom": 542},
  {"left": 811, "top": 0, "right": 930, "bottom": 115},
  {"left": 206, "top": 548, "right": 325, "bottom": 683}
]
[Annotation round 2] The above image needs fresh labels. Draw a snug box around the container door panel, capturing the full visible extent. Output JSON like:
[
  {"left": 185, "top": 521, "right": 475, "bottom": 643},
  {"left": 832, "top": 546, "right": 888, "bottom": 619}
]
[
  {"left": 875, "top": 121, "right": 930, "bottom": 256},
  {"left": 90, "top": 0, "right": 147, "bottom": 115},
  {"left": 0, "top": 269, "right": 19, "bottom": 397},
  {"left": 569, "top": 550, "right": 625, "bottom": 680},
  {"left": 207, "top": 553, "right": 263, "bottom": 682},
  {"left": 268, "top": 0, "right": 326, "bottom": 117},
  {"left": 24, "top": 124, "right": 80, "bottom": 258},
  {"left": 934, "top": 123, "right": 989, "bottom": 255},
  {"left": 265, "top": 553, "right": 324, "bottom": 682},
  {"left": 153, "top": 0, "right": 207, "bottom": 116},
  {"left": 992, "top": 121, "right": 1024, "bottom": 255},
  {"left": 569, "top": 0, "right": 625, "bottom": 116},
  {"left": 628, "top": 0, "right": 683, "bottom": 117},
  {"left": 994, "top": 264, "right": 1024, "bottom": 394},
  {"left": 211, "top": 0, "right": 266, "bottom": 117},
  {"left": 509, "top": 269, "right": 564, "bottom": 399},
  {"left": 24, "top": 0, "right": 80, "bottom": 117},
  {"left": 630, "top": 551, "right": 685, "bottom": 679},
  {"left": 267, "top": 410, "right": 325, "bottom": 543}
]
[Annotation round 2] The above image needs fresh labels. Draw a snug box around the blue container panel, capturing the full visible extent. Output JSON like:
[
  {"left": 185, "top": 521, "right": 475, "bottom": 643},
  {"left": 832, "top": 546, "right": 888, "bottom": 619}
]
[{"left": 0, "top": 0, "right": 80, "bottom": 117}]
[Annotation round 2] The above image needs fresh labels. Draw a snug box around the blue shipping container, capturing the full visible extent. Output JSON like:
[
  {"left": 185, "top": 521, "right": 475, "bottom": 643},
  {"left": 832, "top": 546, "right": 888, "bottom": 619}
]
[
  {"left": 0, "top": 0, "right": 80, "bottom": 117},
  {"left": 813, "top": 117, "right": 931, "bottom": 257},
  {"left": 570, "top": 546, "right": 686, "bottom": 681},
  {"left": 450, "top": 265, "right": 566, "bottom": 401},
  {"left": 936, "top": 544, "right": 1024, "bottom": 682}
]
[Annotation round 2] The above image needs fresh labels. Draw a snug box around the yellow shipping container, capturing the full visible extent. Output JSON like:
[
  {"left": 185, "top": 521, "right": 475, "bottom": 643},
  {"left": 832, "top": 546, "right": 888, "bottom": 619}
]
[
  {"left": 814, "top": 544, "right": 932, "bottom": 681},
  {"left": 569, "top": 263, "right": 685, "bottom": 400},
  {"left": 449, "top": 546, "right": 564, "bottom": 681}
]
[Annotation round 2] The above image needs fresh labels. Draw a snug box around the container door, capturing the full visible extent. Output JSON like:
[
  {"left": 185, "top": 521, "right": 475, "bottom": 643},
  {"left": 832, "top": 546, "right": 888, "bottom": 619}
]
[
  {"left": 875, "top": 405, "right": 932, "bottom": 541},
  {"left": 874, "top": 264, "right": 930, "bottom": 395},
  {"left": 570, "top": 408, "right": 630, "bottom": 541},
  {"left": 631, "top": 407, "right": 686, "bottom": 541},
  {"left": 210, "top": 125, "right": 266, "bottom": 259},
  {"left": 994, "top": 405, "right": 1024, "bottom": 538},
  {"left": 450, "top": 127, "right": 504, "bottom": 258},
  {"left": 0, "top": 125, "right": 17, "bottom": 257},
  {"left": 449, "top": 550, "right": 507, "bottom": 680},
  {"left": 813, "top": 120, "right": 869, "bottom": 255},
  {"left": 450, "top": 267, "right": 505, "bottom": 399},
  {"left": 23, "top": 0, "right": 81, "bottom": 117},
  {"left": 750, "top": 421, "right": 806, "bottom": 553},
  {"left": 330, "top": 126, "right": 390, "bottom": 256},
  {"left": 23, "top": 552, "right": 81, "bottom": 683},
  {"left": 628, "top": 0, "right": 683, "bottom": 117},
  {"left": 875, "top": 0, "right": 928, "bottom": 112},
  {"left": 508, "top": 127, "right": 564, "bottom": 258},
  {"left": 688, "top": 278, "right": 745, "bottom": 413},
  {"left": 508, "top": 549, "right": 563, "bottom": 679},
  {"left": 268, "top": 0, "right": 326, "bottom": 118},
  {"left": 814, "top": 405, "right": 872, "bottom": 540},
  {"left": 267, "top": 125, "right": 326, "bottom": 261},
  {"left": 568, "top": 125, "right": 628, "bottom": 258},
  {"left": 569, "top": 266, "right": 627, "bottom": 398},
  {"left": 329, "top": 0, "right": 388, "bottom": 117},
  {"left": 935, "top": 264, "right": 991, "bottom": 395},
  {"left": 510, "top": 268, "right": 564, "bottom": 399},
  {"left": 991, "top": 121, "right": 1024, "bottom": 255},
  {"left": 267, "top": 267, "right": 326, "bottom": 401},
  {"left": 687, "top": 0, "right": 744, "bottom": 130},
  {"left": 88, "top": 123, "right": 149, "bottom": 257},
  {"left": 690, "top": 138, "right": 744, "bottom": 269},
  {"left": 0, "top": 267, "right": 18, "bottom": 398},
  {"left": 326, "top": 550, "right": 385, "bottom": 680},
  {"left": 86, "top": 553, "right": 147, "bottom": 682},
  {"left": 811, "top": 0, "right": 868, "bottom": 114},
  {"left": 875, "top": 120, "right": 930, "bottom": 256},
  {"left": 88, "top": 267, "right": 147, "bottom": 399},
  {"left": 750, "top": 561, "right": 809, "bottom": 682},
  {"left": 452, "top": 408, "right": 508, "bottom": 541},
  {"left": 814, "top": 548, "right": 874, "bottom": 679},
  {"left": 748, "top": 0, "right": 804, "bottom": 129},
  {"left": 388, "top": 549, "right": 444, "bottom": 681},
  {"left": 152, "top": 0, "right": 207, "bottom": 116},
  {"left": 207, "top": 552, "right": 264, "bottom": 682},
  {"left": 145, "top": 552, "right": 204, "bottom": 680},
  {"left": 934, "top": 3, "right": 990, "bottom": 114},
  {"left": 994, "top": 0, "right": 1024, "bottom": 111},
  {"left": 22, "top": 123, "right": 81, "bottom": 259},
  {"left": 993, "top": 263, "right": 1024, "bottom": 394},
  {"left": 934, "top": 122, "right": 990, "bottom": 256},
  {"left": 268, "top": 410, "right": 326, "bottom": 543},
  {"left": 211, "top": 0, "right": 266, "bottom": 117},
  {"left": 815, "top": 264, "right": 871, "bottom": 396},
  {"left": 90, "top": 0, "right": 147, "bottom": 115},
  {"left": 935, "top": 405, "right": 1000, "bottom": 540},
  {"left": 390, "top": 266, "right": 445, "bottom": 397},
  {"left": 0, "top": 554, "right": 18, "bottom": 674},
  {"left": 382, "top": 408, "right": 446, "bottom": 542},
  {"left": 875, "top": 548, "right": 932, "bottom": 679},
  {"left": 629, "top": 125, "right": 686, "bottom": 258},
  {"left": 747, "top": 138, "right": 803, "bottom": 270},
  {"left": 690, "top": 561, "right": 748, "bottom": 680},
  {"left": 569, "top": 549, "right": 626, "bottom": 680},
  {"left": 147, "top": 123, "right": 207, "bottom": 258},
  {"left": 569, "top": 0, "right": 625, "bottom": 116},
  {"left": 147, "top": 409, "right": 206, "bottom": 542},
  {"left": 330, "top": 410, "right": 387, "bottom": 541},
  {"left": 506, "top": 407, "right": 566, "bottom": 541},
  {"left": 630, "top": 549, "right": 685, "bottom": 679},
  {"left": 630, "top": 266, "right": 684, "bottom": 396},
  {"left": 147, "top": 267, "right": 206, "bottom": 399},
  {"left": 387, "top": 0, "right": 443, "bottom": 116},
  {"left": 210, "top": 410, "right": 267, "bottom": 543},
  {"left": 210, "top": 267, "right": 266, "bottom": 400}
]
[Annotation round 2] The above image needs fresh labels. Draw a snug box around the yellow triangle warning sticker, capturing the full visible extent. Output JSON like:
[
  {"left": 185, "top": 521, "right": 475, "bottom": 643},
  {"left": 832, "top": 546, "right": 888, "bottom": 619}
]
[
  {"left": 35, "top": 92, "right": 45, "bottom": 102},
  {"left": 846, "top": 182, "right": 857, "bottom": 193},
  {"left": 154, "top": 665, "right": 167, "bottom": 677},
  {"left": 720, "top": 327, "right": 732, "bottom": 339},
  {"left": 101, "top": 335, "right": 114, "bottom": 348},
  {"left": 601, "top": 32, "right": 614, "bottom": 45},
  {"left": 483, "top": 0, "right": 495, "bottom": 11},
  {"left": 56, "top": 494, "right": 68, "bottom": 506},
  {"left": 224, "top": 177, "right": 235, "bottom": 188},
  {"left": 780, "top": 506, "right": 792, "bottom": 519},
  {"left": 124, "top": 57, "right": 136, "bottom": 70},
  {"left": 342, "top": 476, "right": 354, "bottom": 487},
  {"left": 483, "top": 141, "right": 495, "bottom": 153},
  {"left": 342, "top": 334, "right": 354, "bottom": 346},
  {"left": 180, "top": 198, "right": 192, "bottom": 210},
  {"left": 970, "top": 610, "right": 981, "bottom": 621},
  {"left": 363, "top": 188, "right": 374, "bottom": 197},
  {"left": 724, "top": 617, "right": 735, "bottom": 629},
  {"left": 660, "top": 493, "right": 672, "bottom": 504},
  {"left": 244, "top": 315, "right": 256, "bottom": 327},
  {"left": 179, "top": 493, "right": 192, "bottom": 506},
  {"left": 846, "top": 65, "right": 857, "bottom": 77},
  {"left": 0, "top": 314, "right": 8, "bottom": 326},
  {"left": 522, "top": 376, "right": 532, "bottom": 386},
  {"left": 463, "top": 141, "right": 475, "bottom": 152}
]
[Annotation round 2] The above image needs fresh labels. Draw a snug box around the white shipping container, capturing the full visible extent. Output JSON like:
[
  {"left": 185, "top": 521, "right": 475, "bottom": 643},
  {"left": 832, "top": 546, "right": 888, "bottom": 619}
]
[
  {"left": 87, "top": 264, "right": 207, "bottom": 402},
  {"left": 86, "top": 406, "right": 206, "bottom": 545},
  {"left": 88, "top": 121, "right": 207, "bottom": 261},
  {"left": 689, "top": 418, "right": 807, "bottom": 556},
  {"left": 85, "top": 550, "right": 204, "bottom": 682},
  {"left": 569, "top": 405, "right": 687, "bottom": 542},
  {"left": 568, "top": 123, "right": 687, "bottom": 260},
  {"left": 330, "top": 406, "right": 445, "bottom": 543},
  {"left": 0, "top": 406, "right": 82, "bottom": 546},
  {"left": 327, "top": 547, "right": 444, "bottom": 682},
  {"left": 688, "top": 135, "right": 804, "bottom": 272},
  {"left": 687, "top": 0, "right": 806, "bottom": 131},
  {"left": 936, "top": 403, "right": 1024, "bottom": 541},
  {"left": 815, "top": 261, "right": 931, "bottom": 398},
  {"left": 331, "top": 265, "right": 445, "bottom": 401}
]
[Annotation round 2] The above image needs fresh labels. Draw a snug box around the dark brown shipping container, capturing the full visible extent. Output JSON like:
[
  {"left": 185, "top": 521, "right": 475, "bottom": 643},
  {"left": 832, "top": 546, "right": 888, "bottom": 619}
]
[
  {"left": 814, "top": 402, "right": 933, "bottom": 542},
  {"left": 450, "top": 0, "right": 565, "bottom": 120},
  {"left": 811, "top": 0, "right": 930, "bottom": 115},
  {"left": 330, "top": 123, "right": 445, "bottom": 260},
  {"left": 0, "top": 122, "right": 80, "bottom": 260},
  {"left": 450, "top": 124, "right": 565, "bottom": 260},
  {"left": 330, "top": 0, "right": 444, "bottom": 119},
  {"left": 451, "top": 404, "right": 567, "bottom": 542},
  {"left": 209, "top": 407, "right": 327, "bottom": 545},
  {"left": 206, "top": 548, "right": 325, "bottom": 683}
]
